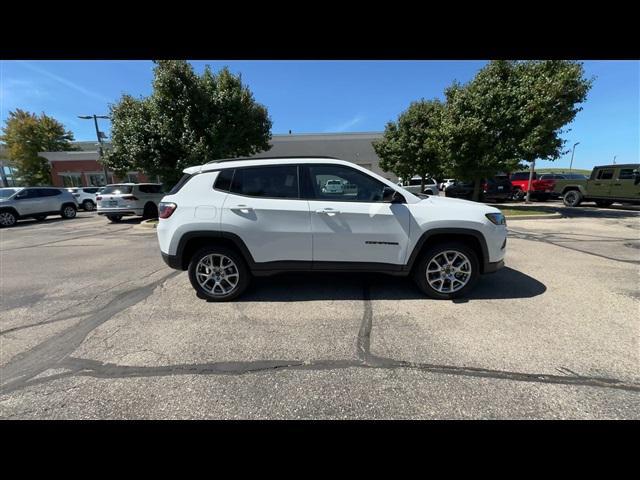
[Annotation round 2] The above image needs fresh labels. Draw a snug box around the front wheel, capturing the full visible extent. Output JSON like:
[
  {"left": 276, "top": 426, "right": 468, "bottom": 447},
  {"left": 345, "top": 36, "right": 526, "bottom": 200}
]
[
  {"left": 563, "top": 190, "right": 583, "bottom": 207},
  {"left": 61, "top": 205, "right": 77, "bottom": 219},
  {"left": 413, "top": 242, "right": 480, "bottom": 300},
  {"left": 0, "top": 211, "right": 17, "bottom": 227},
  {"left": 82, "top": 200, "right": 95, "bottom": 211},
  {"left": 188, "top": 246, "right": 250, "bottom": 302}
]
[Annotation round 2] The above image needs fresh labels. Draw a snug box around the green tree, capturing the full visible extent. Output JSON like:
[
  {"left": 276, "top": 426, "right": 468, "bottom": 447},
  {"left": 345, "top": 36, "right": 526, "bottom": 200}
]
[
  {"left": 0, "top": 109, "right": 78, "bottom": 185},
  {"left": 104, "top": 61, "right": 273, "bottom": 186},
  {"left": 373, "top": 99, "right": 446, "bottom": 193},
  {"left": 440, "top": 60, "right": 593, "bottom": 201}
]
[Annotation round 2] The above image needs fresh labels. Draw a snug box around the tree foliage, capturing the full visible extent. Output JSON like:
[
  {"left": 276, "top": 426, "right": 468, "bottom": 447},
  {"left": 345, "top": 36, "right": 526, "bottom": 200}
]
[
  {"left": 104, "top": 61, "right": 273, "bottom": 186},
  {"left": 373, "top": 99, "right": 446, "bottom": 192},
  {"left": 0, "top": 109, "right": 78, "bottom": 185}
]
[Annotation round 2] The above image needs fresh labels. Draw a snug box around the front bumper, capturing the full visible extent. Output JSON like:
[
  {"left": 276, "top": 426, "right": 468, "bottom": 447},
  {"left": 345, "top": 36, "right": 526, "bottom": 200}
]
[{"left": 484, "top": 259, "right": 505, "bottom": 274}]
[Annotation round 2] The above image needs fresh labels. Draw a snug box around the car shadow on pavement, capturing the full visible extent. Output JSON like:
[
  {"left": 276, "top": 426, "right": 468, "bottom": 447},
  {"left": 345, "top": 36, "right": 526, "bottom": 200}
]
[{"left": 234, "top": 267, "right": 546, "bottom": 302}]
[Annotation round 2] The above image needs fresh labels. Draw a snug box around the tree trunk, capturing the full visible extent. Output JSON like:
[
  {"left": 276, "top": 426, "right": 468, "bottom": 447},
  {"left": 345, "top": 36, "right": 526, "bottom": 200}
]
[
  {"left": 420, "top": 174, "right": 426, "bottom": 193},
  {"left": 471, "top": 175, "right": 482, "bottom": 202}
]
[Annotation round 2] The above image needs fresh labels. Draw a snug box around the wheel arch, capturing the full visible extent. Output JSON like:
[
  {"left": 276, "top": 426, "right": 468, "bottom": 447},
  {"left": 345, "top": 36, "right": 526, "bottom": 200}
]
[
  {"left": 406, "top": 229, "right": 490, "bottom": 274},
  {"left": 176, "top": 231, "right": 256, "bottom": 271}
]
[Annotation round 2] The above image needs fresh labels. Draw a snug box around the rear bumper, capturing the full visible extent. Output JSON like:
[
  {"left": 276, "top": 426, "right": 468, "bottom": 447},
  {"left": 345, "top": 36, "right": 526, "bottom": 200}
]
[
  {"left": 97, "top": 208, "right": 143, "bottom": 216},
  {"left": 161, "top": 251, "right": 184, "bottom": 270}
]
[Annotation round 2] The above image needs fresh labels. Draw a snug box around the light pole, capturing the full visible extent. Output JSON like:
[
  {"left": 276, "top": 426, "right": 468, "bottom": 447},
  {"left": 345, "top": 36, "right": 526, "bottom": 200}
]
[
  {"left": 613, "top": 155, "right": 617, "bottom": 164},
  {"left": 78, "top": 115, "right": 110, "bottom": 185},
  {"left": 569, "top": 142, "right": 580, "bottom": 172}
]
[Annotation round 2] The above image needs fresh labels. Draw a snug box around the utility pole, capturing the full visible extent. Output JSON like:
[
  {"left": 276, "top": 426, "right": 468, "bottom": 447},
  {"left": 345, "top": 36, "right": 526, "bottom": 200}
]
[
  {"left": 78, "top": 115, "right": 110, "bottom": 185},
  {"left": 613, "top": 155, "right": 617, "bottom": 164},
  {"left": 569, "top": 142, "right": 580, "bottom": 172},
  {"left": 525, "top": 160, "right": 536, "bottom": 203}
]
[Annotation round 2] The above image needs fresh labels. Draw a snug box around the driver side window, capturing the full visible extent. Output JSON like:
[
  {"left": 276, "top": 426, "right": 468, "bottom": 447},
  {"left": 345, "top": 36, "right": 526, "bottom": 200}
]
[{"left": 305, "top": 164, "right": 386, "bottom": 202}]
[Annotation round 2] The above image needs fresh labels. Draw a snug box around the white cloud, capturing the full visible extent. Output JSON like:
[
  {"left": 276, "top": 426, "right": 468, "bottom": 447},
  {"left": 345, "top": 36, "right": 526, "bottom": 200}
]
[{"left": 326, "top": 114, "right": 365, "bottom": 132}]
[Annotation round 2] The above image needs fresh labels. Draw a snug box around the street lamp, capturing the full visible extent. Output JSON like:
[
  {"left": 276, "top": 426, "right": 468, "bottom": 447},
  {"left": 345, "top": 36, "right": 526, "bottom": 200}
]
[
  {"left": 569, "top": 142, "right": 580, "bottom": 172},
  {"left": 78, "top": 114, "right": 110, "bottom": 185},
  {"left": 613, "top": 155, "right": 617, "bottom": 165}
]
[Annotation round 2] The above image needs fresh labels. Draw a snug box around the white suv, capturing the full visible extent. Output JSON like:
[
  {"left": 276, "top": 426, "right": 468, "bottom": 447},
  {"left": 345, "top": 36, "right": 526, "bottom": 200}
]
[
  {"left": 66, "top": 187, "right": 101, "bottom": 211},
  {"left": 157, "top": 157, "right": 507, "bottom": 301},
  {"left": 398, "top": 176, "right": 440, "bottom": 196},
  {"left": 97, "top": 183, "right": 165, "bottom": 222}
]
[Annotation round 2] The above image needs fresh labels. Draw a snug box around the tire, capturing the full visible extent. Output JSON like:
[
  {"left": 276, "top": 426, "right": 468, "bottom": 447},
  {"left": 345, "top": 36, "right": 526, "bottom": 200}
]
[
  {"left": 82, "top": 200, "right": 95, "bottom": 211},
  {"left": 188, "top": 246, "right": 250, "bottom": 302},
  {"left": 425, "top": 189, "right": 434, "bottom": 195},
  {"left": 33, "top": 215, "right": 47, "bottom": 221},
  {"left": 142, "top": 202, "right": 158, "bottom": 220},
  {"left": 595, "top": 200, "right": 614, "bottom": 208},
  {"left": 563, "top": 190, "right": 583, "bottom": 207},
  {"left": 413, "top": 242, "right": 480, "bottom": 300},
  {"left": 0, "top": 210, "right": 17, "bottom": 228},
  {"left": 107, "top": 214, "right": 123, "bottom": 223},
  {"left": 511, "top": 189, "right": 525, "bottom": 201},
  {"left": 60, "top": 204, "right": 77, "bottom": 219}
]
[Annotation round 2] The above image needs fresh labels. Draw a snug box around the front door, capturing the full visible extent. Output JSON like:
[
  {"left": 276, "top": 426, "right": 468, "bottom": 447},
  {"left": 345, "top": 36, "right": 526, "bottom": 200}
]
[
  {"left": 588, "top": 168, "right": 615, "bottom": 197},
  {"left": 14, "top": 188, "right": 44, "bottom": 215},
  {"left": 219, "top": 164, "right": 312, "bottom": 264},
  {"left": 610, "top": 167, "right": 640, "bottom": 201},
  {"left": 303, "top": 164, "right": 411, "bottom": 266}
]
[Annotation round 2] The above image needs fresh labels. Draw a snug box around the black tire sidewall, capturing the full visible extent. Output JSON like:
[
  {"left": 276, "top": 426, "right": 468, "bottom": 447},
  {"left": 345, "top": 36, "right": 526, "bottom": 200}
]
[
  {"left": 0, "top": 211, "right": 17, "bottom": 227},
  {"left": 61, "top": 205, "right": 77, "bottom": 219},
  {"left": 107, "top": 215, "right": 123, "bottom": 222},
  {"left": 83, "top": 200, "right": 95, "bottom": 211},
  {"left": 413, "top": 242, "right": 480, "bottom": 300},
  {"left": 188, "top": 246, "right": 250, "bottom": 302},
  {"left": 563, "top": 191, "right": 582, "bottom": 207}
]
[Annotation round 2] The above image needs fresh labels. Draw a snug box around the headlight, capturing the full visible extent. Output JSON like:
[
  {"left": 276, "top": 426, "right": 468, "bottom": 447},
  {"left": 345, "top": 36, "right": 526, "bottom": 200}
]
[{"left": 485, "top": 212, "right": 506, "bottom": 225}]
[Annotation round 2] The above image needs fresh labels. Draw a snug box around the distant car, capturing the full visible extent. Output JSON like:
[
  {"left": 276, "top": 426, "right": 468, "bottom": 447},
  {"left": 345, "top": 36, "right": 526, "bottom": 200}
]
[
  {"left": 509, "top": 172, "right": 556, "bottom": 201},
  {"left": 445, "top": 177, "right": 513, "bottom": 203},
  {"left": 321, "top": 179, "right": 344, "bottom": 194},
  {"left": 96, "top": 183, "right": 165, "bottom": 222},
  {"left": 0, "top": 187, "right": 78, "bottom": 227},
  {"left": 439, "top": 179, "right": 457, "bottom": 191},
  {"left": 66, "top": 187, "right": 100, "bottom": 211},
  {"left": 399, "top": 176, "right": 439, "bottom": 196}
]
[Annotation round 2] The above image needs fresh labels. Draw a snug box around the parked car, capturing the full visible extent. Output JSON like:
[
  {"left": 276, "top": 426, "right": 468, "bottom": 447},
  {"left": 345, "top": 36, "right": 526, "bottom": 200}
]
[
  {"left": 439, "top": 179, "right": 457, "bottom": 191},
  {"left": 557, "top": 164, "right": 640, "bottom": 207},
  {"left": 398, "top": 176, "right": 439, "bottom": 196},
  {"left": 321, "top": 179, "right": 344, "bottom": 194},
  {"left": 538, "top": 173, "right": 589, "bottom": 198},
  {"left": 157, "top": 157, "right": 507, "bottom": 301},
  {"left": 66, "top": 187, "right": 100, "bottom": 211},
  {"left": 509, "top": 172, "right": 556, "bottom": 201},
  {"left": 96, "top": 183, "right": 165, "bottom": 222},
  {"left": 444, "top": 177, "right": 512, "bottom": 202},
  {"left": 0, "top": 187, "right": 78, "bottom": 227}
]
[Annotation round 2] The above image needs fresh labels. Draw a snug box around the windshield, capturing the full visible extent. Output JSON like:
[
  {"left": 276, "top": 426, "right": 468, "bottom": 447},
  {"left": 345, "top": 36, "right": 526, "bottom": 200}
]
[
  {"left": 101, "top": 185, "right": 133, "bottom": 195},
  {"left": 0, "top": 188, "right": 19, "bottom": 198}
]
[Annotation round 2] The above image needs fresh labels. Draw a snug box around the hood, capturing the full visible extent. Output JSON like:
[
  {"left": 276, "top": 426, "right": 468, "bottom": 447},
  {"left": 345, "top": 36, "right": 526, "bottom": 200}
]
[{"left": 417, "top": 194, "right": 501, "bottom": 214}]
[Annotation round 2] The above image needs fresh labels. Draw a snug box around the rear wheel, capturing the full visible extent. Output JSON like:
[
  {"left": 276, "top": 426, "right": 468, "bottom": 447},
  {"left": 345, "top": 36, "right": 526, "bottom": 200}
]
[
  {"left": 511, "top": 189, "right": 525, "bottom": 201},
  {"left": 82, "top": 200, "right": 95, "bottom": 211},
  {"left": 142, "top": 202, "right": 158, "bottom": 220},
  {"left": 563, "top": 190, "right": 583, "bottom": 207},
  {"left": 107, "top": 214, "right": 123, "bottom": 223},
  {"left": 595, "top": 200, "right": 614, "bottom": 208},
  {"left": 413, "top": 242, "right": 480, "bottom": 300},
  {"left": 61, "top": 205, "right": 77, "bottom": 219},
  {"left": 0, "top": 211, "right": 17, "bottom": 227},
  {"left": 188, "top": 246, "right": 250, "bottom": 302}
]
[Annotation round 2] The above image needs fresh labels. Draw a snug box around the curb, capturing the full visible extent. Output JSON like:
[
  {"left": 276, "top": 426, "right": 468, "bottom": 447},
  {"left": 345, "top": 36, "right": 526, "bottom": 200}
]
[
  {"left": 505, "top": 213, "right": 563, "bottom": 221},
  {"left": 135, "top": 219, "right": 158, "bottom": 230}
]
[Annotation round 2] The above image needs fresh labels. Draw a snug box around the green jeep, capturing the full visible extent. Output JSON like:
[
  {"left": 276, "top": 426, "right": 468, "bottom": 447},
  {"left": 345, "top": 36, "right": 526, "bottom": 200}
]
[{"left": 556, "top": 164, "right": 640, "bottom": 207}]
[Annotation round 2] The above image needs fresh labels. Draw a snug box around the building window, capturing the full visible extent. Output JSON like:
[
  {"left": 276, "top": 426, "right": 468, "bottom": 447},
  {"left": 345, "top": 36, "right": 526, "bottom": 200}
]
[
  {"left": 60, "top": 173, "right": 83, "bottom": 187},
  {"left": 87, "top": 173, "right": 107, "bottom": 187}
]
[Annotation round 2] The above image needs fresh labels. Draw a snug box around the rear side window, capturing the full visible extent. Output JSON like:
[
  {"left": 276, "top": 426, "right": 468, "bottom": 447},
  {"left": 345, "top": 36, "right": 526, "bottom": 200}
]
[
  {"left": 40, "top": 189, "right": 61, "bottom": 197},
  {"left": 618, "top": 169, "right": 635, "bottom": 180},
  {"left": 83, "top": 188, "right": 99, "bottom": 194},
  {"left": 230, "top": 165, "right": 299, "bottom": 199},
  {"left": 511, "top": 172, "right": 536, "bottom": 180},
  {"left": 168, "top": 175, "right": 193, "bottom": 195},
  {"left": 138, "top": 184, "right": 163, "bottom": 193},
  {"left": 214, "top": 169, "right": 234, "bottom": 192}
]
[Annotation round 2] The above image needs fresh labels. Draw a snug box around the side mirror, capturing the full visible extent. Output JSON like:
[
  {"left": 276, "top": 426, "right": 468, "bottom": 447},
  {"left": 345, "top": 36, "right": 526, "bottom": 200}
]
[
  {"left": 15, "top": 191, "right": 27, "bottom": 199},
  {"left": 383, "top": 186, "right": 404, "bottom": 203}
]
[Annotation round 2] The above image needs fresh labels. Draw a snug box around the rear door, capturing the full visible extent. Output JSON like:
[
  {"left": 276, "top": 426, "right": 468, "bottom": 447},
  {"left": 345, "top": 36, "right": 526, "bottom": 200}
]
[
  {"left": 303, "top": 163, "right": 411, "bottom": 266},
  {"left": 588, "top": 168, "right": 614, "bottom": 197},
  {"left": 611, "top": 167, "right": 640, "bottom": 201},
  {"left": 219, "top": 164, "right": 312, "bottom": 264}
]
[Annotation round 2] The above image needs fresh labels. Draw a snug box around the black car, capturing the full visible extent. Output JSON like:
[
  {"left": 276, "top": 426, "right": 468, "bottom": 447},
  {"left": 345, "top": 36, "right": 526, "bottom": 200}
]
[{"left": 445, "top": 177, "right": 512, "bottom": 202}]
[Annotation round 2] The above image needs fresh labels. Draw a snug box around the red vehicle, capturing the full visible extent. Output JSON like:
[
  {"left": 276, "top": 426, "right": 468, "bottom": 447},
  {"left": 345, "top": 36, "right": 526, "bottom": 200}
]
[{"left": 509, "top": 172, "right": 556, "bottom": 201}]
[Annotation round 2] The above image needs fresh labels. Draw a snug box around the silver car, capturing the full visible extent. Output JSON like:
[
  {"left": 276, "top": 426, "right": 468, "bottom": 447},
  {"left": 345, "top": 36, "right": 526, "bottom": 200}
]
[{"left": 0, "top": 187, "right": 78, "bottom": 227}]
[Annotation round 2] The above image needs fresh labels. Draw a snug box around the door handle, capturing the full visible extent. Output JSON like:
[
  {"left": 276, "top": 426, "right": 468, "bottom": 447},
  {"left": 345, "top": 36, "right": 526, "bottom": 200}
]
[
  {"left": 315, "top": 208, "right": 341, "bottom": 216},
  {"left": 231, "top": 204, "right": 253, "bottom": 213}
]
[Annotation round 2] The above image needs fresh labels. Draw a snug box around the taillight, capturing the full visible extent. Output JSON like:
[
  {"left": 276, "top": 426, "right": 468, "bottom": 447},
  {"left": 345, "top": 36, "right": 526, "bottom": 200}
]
[
  {"left": 121, "top": 195, "right": 139, "bottom": 201},
  {"left": 96, "top": 196, "right": 102, "bottom": 200},
  {"left": 158, "top": 202, "right": 177, "bottom": 219}
]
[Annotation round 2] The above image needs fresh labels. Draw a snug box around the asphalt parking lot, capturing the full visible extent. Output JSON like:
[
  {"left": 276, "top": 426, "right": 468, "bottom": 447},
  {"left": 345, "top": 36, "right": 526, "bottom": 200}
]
[{"left": 1, "top": 205, "right": 639, "bottom": 419}]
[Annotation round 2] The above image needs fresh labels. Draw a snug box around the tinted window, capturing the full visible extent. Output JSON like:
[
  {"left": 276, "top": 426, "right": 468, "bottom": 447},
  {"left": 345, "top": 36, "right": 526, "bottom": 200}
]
[
  {"left": 0, "top": 189, "right": 18, "bottom": 198},
  {"left": 306, "top": 165, "right": 386, "bottom": 202},
  {"left": 138, "top": 184, "right": 162, "bottom": 193},
  {"left": 102, "top": 185, "right": 133, "bottom": 195},
  {"left": 597, "top": 169, "right": 614, "bottom": 180},
  {"left": 618, "top": 169, "right": 635, "bottom": 180},
  {"left": 83, "top": 188, "right": 99, "bottom": 194},
  {"left": 18, "top": 189, "right": 40, "bottom": 198},
  {"left": 214, "top": 169, "right": 234, "bottom": 192},
  {"left": 511, "top": 172, "right": 536, "bottom": 180},
  {"left": 39, "top": 189, "right": 61, "bottom": 197},
  {"left": 230, "top": 165, "right": 299, "bottom": 199}
]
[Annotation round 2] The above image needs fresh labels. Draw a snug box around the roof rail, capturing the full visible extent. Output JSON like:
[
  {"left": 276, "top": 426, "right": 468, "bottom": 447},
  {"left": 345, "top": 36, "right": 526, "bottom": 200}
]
[{"left": 205, "top": 155, "right": 340, "bottom": 165}]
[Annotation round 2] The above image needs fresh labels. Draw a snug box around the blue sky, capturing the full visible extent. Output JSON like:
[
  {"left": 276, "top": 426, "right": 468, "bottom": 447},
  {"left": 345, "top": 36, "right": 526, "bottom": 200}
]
[{"left": 1, "top": 60, "right": 638, "bottom": 170}]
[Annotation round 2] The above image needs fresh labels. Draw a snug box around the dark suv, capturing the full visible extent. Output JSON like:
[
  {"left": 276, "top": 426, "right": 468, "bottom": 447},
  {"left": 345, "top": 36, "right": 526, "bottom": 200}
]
[{"left": 445, "top": 177, "right": 512, "bottom": 202}]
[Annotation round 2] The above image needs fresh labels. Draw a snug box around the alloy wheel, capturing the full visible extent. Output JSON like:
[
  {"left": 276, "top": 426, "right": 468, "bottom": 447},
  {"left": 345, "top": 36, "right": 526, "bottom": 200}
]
[
  {"left": 426, "top": 250, "right": 472, "bottom": 293},
  {"left": 0, "top": 212, "right": 17, "bottom": 227},
  {"left": 195, "top": 254, "right": 240, "bottom": 296}
]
